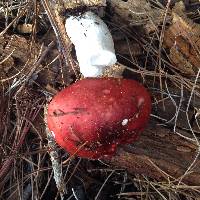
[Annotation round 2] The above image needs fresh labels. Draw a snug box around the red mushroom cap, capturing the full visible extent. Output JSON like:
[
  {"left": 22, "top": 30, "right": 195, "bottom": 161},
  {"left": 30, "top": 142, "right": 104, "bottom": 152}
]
[{"left": 47, "top": 78, "right": 151, "bottom": 159}]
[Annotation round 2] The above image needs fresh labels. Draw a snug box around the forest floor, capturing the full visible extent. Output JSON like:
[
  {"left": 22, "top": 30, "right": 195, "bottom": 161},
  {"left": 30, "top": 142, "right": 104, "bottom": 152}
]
[{"left": 0, "top": 0, "right": 200, "bottom": 199}]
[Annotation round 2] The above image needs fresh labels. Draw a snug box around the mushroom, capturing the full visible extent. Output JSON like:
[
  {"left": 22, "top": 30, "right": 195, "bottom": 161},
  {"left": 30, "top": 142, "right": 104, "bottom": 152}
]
[{"left": 47, "top": 78, "right": 151, "bottom": 159}]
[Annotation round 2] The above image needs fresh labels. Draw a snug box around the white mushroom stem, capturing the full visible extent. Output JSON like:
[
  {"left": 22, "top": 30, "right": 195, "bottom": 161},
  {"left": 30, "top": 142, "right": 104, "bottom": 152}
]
[{"left": 65, "top": 11, "right": 118, "bottom": 77}]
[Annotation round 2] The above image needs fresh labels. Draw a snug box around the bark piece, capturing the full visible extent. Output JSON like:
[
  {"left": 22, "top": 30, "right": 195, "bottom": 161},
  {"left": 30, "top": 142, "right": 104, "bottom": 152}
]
[
  {"left": 49, "top": 0, "right": 106, "bottom": 12},
  {"left": 62, "top": 0, "right": 106, "bottom": 9},
  {"left": 108, "top": 123, "right": 200, "bottom": 185},
  {"left": 164, "top": 2, "right": 200, "bottom": 75}
]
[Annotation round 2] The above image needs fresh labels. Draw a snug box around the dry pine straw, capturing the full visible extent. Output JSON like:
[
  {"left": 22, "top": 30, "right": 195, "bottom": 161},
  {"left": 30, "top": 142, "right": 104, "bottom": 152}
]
[{"left": 0, "top": 0, "right": 200, "bottom": 199}]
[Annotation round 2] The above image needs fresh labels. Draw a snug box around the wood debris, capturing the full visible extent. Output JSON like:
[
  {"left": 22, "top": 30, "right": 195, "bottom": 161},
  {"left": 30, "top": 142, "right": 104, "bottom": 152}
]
[
  {"left": 108, "top": 0, "right": 170, "bottom": 33},
  {"left": 108, "top": 122, "right": 200, "bottom": 185},
  {"left": 63, "top": 0, "right": 106, "bottom": 9},
  {"left": 164, "top": 2, "right": 200, "bottom": 75}
]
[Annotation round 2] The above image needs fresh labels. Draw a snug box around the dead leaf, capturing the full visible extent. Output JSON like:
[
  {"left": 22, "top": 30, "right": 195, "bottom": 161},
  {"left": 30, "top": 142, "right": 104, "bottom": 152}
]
[{"left": 164, "top": 2, "right": 200, "bottom": 75}]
